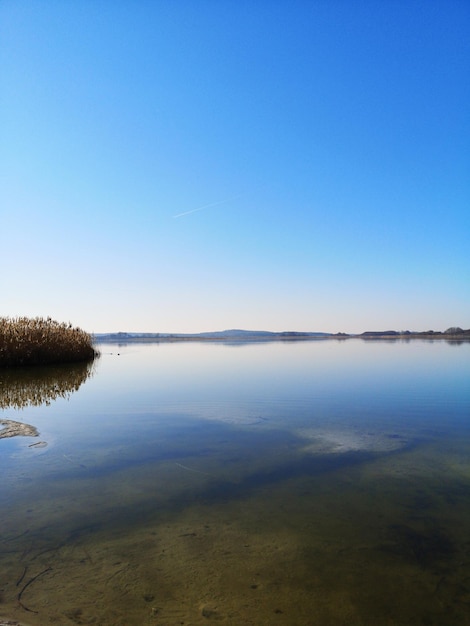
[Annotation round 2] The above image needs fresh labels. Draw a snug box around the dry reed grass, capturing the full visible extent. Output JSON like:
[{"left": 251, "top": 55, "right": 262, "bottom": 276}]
[{"left": 0, "top": 316, "right": 98, "bottom": 367}]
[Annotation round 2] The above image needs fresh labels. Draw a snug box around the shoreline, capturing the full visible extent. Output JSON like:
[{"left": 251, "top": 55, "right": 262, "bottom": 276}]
[{"left": 94, "top": 331, "right": 470, "bottom": 344}]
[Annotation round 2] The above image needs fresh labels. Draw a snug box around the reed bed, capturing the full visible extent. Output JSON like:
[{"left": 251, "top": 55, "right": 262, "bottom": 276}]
[{"left": 0, "top": 317, "right": 98, "bottom": 367}]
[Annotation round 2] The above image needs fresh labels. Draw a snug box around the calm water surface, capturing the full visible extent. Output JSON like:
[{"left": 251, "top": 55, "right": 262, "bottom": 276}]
[{"left": 0, "top": 339, "right": 469, "bottom": 625}]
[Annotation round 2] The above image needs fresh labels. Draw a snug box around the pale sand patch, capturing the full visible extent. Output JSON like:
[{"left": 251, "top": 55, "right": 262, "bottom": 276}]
[
  {"left": 296, "top": 427, "right": 411, "bottom": 454},
  {"left": 0, "top": 419, "right": 38, "bottom": 439}
]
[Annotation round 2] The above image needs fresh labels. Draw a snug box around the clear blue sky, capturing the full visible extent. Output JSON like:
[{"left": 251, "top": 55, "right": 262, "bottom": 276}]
[{"left": 2, "top": 1, "right": 469, "bottom": 333}]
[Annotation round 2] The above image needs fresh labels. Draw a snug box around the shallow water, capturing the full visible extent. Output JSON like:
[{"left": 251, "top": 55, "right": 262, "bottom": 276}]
[{"left": 0, "top": 339, "right": 469, "bottom": 625}]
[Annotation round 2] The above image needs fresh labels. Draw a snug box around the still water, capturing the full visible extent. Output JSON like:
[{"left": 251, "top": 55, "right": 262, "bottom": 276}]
[{"left": 0, "top": 339, "right": 469, "bottom": 625}]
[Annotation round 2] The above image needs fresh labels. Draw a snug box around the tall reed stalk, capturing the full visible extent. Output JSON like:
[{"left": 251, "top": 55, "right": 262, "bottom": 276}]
[{"left": 0, "top": 317, "right": 98, "bottom": 367}]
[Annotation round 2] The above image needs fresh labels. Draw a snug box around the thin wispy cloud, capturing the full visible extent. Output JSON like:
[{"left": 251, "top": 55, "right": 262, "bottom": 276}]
[{"left": 173, "top": 194, "right": 242, "bottom": 219}]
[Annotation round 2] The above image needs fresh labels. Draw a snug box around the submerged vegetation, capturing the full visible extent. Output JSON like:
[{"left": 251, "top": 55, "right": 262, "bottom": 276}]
[{"left": 0, "top": 316, "right": 98, "bottom": 367}]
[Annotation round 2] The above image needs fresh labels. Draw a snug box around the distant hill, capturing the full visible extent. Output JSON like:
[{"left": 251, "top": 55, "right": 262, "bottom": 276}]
[
  {"left": 197, "top": 329, "right": 331, "bottom": 338},
  {"left": 94, "top": 329, "right": 333, "bottom": 342}
]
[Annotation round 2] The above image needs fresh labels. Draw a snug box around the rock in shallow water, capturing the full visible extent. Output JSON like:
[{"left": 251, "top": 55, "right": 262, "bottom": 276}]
[{"left": 0, "top": 418, "right": 39, "bottom": 439}]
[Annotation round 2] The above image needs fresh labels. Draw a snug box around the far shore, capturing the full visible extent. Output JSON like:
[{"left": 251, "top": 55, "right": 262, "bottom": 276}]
[{"left": 94, "top": 328, "right": 470, "bottom": 344}]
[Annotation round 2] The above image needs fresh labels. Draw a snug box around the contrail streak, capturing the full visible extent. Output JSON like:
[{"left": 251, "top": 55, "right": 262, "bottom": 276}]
[{"left": 173, "top": 194, "right": 242, "bottom": 219}]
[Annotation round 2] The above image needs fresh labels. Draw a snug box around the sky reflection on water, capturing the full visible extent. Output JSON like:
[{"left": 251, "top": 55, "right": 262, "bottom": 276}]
[{"left": 1, "top": 339, "right": 469, "bottom": 476}]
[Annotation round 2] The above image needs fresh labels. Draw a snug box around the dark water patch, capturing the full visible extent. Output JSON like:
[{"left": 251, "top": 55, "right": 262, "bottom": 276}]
[
  {"left": 40, "top": 417, "right": 305, "bottom": 482},
  {"left": 66, "top": 523, "right": 102, "bottom": 543},
  {"left": 196, "top": 449, "right": 375, "bottom": 506},
  {"left": 383, "top": 523, "right": 455, "bottom": 569},
  {"left": 437, "top": 481, "right": 470, "bottom": 506},
  {"left": 42, "top": 414, "right": 422, "bottom": 489}
]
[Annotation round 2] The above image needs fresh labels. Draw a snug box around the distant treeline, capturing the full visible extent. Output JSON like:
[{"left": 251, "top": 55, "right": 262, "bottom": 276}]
[
  {"left": 359, "top": 327, "right": 470, "bottom": 338},
  {"left": 0, "top": 317, "right": 98, "bottom": 367}
]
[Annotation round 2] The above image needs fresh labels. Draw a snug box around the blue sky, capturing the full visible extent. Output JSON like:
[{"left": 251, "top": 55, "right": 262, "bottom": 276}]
[{"left": 1, "top": 1, "right": 469, "bottom": 333}]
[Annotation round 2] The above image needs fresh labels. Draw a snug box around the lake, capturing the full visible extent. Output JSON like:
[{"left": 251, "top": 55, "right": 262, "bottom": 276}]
[{"left": 1, "top": 338, "right": 469, "bottom": 625}]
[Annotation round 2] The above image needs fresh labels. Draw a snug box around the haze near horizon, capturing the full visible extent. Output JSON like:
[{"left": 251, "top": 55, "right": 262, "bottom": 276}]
[{"left": 2, "top": 1, "right": 469, "bottom": 334}]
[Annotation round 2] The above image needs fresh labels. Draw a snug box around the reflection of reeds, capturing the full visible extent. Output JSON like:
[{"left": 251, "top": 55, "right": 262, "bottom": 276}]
[
  {"left": 0, "top": 360, "right": 96, "bottom": 409},
  {"left": 0, "top": 317, "right": 98, "bottom": 367}
]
